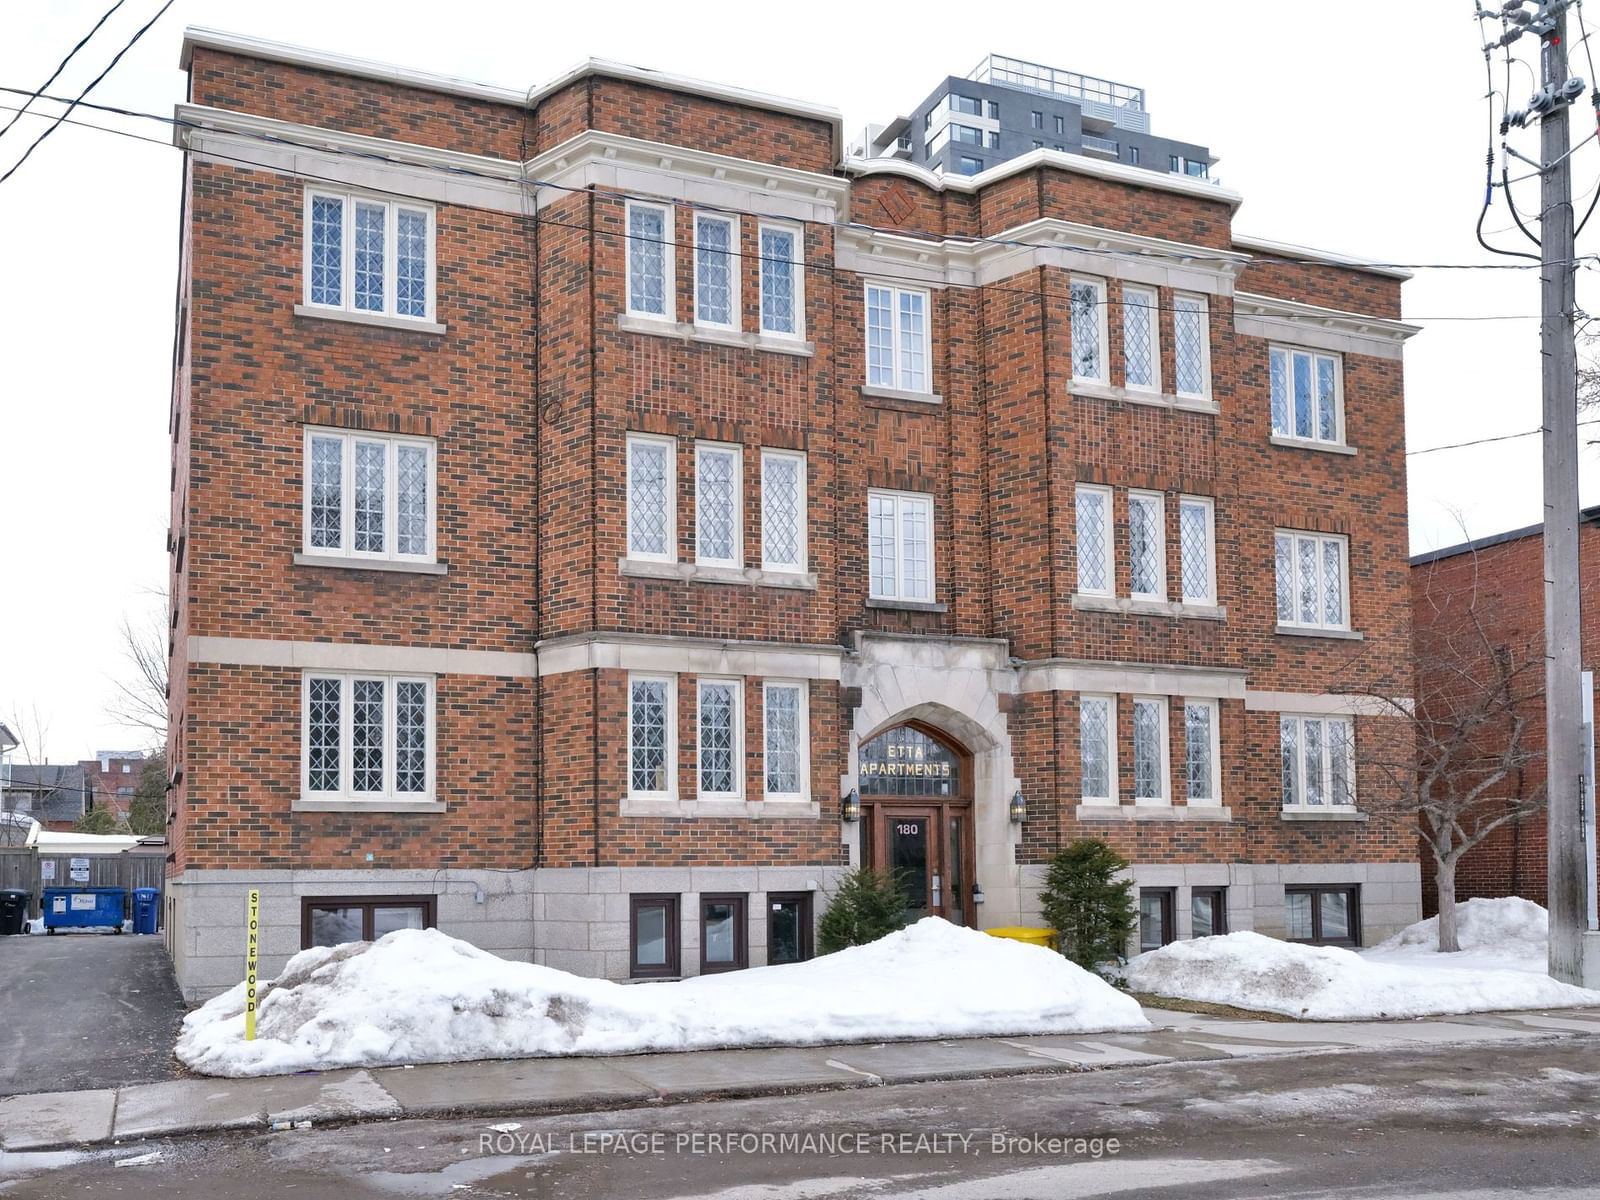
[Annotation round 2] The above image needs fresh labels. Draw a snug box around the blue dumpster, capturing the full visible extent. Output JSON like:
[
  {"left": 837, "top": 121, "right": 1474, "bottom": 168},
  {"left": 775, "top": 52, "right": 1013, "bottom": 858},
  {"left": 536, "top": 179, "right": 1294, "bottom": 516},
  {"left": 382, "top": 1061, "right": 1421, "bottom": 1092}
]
[
  {"left": 132, "top": 887, "right": 160, "bottom": 935},
  {"left": 41, "top": 887, "right": 127, "bottom": 934}
]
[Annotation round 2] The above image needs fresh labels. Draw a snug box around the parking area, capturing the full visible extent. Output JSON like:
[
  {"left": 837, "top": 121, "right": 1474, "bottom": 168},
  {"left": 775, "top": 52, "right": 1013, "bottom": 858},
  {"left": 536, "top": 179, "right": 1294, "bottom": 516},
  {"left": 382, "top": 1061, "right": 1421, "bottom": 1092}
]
[{"left": 0, "top": 934, "right": 186, "bottom": 1097}]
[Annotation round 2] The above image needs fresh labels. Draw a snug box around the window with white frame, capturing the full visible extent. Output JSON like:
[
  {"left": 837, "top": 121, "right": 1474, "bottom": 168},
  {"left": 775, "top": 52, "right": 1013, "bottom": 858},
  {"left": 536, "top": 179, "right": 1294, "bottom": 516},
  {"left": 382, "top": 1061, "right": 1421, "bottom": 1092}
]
[
  {"left": 1074, "top": 484, "right": 1113, "bottom": 596},
  {"left": 1270, "top": 346, "right": 1343, "bottom": 444},
  {"left": 759, "top": 224, "right": 802, "bottom": 336},
  {"left": 626, "top": 434, "right": 675, "bottom": 562},
  {"left": 1070, "top": 277, "right": 1108, "bottom": 383},
  {"left": 760, "top": 450, "right": 807, "bottom": 573},
  {"left": 1184, "top": 699, "right": 1220, "bottom": 804},
  {"left": 868, "top": 490, "right": 935, "bottom": 603},
  {"left": 1275, "top": 531, "right": 1349, "bottom": 631},
  {"left": 1132, "top": 696, "right": 1169, "bottom": 802},
  {"left": 1127, "top": 491, "right": 1165, "bottom": 601},
  {"left": 1173, "top": 293, "right": 1211, "bottom": 399},
  {"left": 304, "top": 430, "right": 435, "bottom": 562},
  {"left": 305, "top": 189, "right": 435, "bottom": 321},
  {"left": 695, "top": 444, "right": 742, "bottom": 567},
  {"left": 697, "top": 678, "right": 742, "bottom": 799},
  {"left": 626, "top": 201, "right": 672, "bottom": 319},
  {"left": 1178, "top": 496, "right": 1215, "bottom": 605},
  {"left": 1122, "top": 285, "right": 1159, "bottom": 392},
  {"left": 865, "top": 283, "right": 931, "bottom": 393},
  {"left": 1079, "top": 694, "right": 1115, "bottom": 803},
  {"left": 303, "top": 673, "right": 433, "bottom": 802},
  {"left": 763, "top": 681, "right": 807, "bottom": 801},
  {"left": 1280, "top": 714, "right": 1355, "bottom": 809},
  {"left": 628, "top": 675, "right": 674, "bottom": 799},
  {"left": 693, "top": 213, "right": 737, "bottom": 329}
]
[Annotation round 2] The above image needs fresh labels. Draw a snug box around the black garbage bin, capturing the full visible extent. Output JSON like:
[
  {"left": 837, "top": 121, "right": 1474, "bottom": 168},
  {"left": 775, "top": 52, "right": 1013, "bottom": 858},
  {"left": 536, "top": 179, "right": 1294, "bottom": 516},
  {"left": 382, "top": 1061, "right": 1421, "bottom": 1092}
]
[{"left": 0, "top": 888, "right": 29, "bottom": 935}]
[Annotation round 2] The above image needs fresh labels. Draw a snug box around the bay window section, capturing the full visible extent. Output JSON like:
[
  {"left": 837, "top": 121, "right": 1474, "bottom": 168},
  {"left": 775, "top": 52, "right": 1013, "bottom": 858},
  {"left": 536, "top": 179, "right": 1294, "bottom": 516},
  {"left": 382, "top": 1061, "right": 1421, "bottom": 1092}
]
[
  {"left": 865, "top": 283, "right": 932, "bottom": 393},
  {"left": 303, "top": 188, "right": 434, "bottom": 321},
  {"left": 868, "top": 490, "right": 935, "bottom": 603},
  {"left": 302, "top": 673, "right": 434, "bottom": 804},
  {"left": 303, "top": 430, "right": 435, "bottom": 564}
]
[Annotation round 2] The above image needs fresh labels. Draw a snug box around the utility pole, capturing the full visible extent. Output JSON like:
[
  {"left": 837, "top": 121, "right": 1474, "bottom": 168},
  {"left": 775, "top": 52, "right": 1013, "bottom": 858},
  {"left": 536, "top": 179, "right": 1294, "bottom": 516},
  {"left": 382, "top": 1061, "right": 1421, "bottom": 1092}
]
[{"left": 1535, "top": 2, "right": 1587, "bottom": 984}]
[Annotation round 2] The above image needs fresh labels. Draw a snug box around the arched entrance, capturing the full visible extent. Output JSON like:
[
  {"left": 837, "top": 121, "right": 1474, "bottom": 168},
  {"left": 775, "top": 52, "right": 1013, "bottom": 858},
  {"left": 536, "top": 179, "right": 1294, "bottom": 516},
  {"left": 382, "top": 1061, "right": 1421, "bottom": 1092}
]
[{"left": 858, "top": 722, "right": 976, "bottom": 927}]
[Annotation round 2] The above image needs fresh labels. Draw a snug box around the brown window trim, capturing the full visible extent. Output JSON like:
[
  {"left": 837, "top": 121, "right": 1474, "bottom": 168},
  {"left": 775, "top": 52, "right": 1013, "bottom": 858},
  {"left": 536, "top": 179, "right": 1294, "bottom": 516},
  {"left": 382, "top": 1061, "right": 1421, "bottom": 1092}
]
[
  {"left": 300, "top": 894, "right": 436, "bottom": 949},
  {"left": 1285, "top": 885, "right": 1362, "bottom": 947},
  {"left": 699, "top": 893, "right": 748, "bottom": 974},
  {"left": 630, "top": 894, "right": 681, "bottom": 979},
  {"left": 1138, "top": 887, "right": 1176, "bottom": 953},
  {"left": 766, "top": 891, "right": 814, "bottom": 965},
  {"left": 1191, "top": 886, "right": 1228, "bottom": 937}
]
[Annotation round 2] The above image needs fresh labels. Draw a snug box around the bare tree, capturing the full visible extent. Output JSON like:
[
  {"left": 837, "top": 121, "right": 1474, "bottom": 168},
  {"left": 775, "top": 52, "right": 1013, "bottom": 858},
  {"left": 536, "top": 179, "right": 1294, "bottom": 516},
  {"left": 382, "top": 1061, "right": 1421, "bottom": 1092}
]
[
  {"left": 0, "top": 706, "right": 58, "bottom": 847},
  {"left": 1351, "top": 551, "right": 1547, "bottom": 953},
  {"left": 107, "top": 598, "right": 169, "bottom": 743}
]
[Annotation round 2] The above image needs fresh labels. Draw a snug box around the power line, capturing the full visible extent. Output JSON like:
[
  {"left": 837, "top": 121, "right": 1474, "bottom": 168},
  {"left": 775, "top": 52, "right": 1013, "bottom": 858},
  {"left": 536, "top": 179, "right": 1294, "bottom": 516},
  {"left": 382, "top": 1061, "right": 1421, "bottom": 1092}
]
[
  {"left": 1409, "top": 418, "right": 1600, "bottom": 457},
  {"left": 0, "top": 0, "right": 129, "bottom": 145},
  {"left": 0, "top": 0, "right": 174, "bottom": 188}
]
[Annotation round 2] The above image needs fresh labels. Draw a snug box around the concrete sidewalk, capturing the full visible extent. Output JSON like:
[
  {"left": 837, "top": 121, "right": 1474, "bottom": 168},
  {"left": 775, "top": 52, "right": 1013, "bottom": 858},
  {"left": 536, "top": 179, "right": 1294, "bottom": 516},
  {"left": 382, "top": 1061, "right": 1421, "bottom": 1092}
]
[{"left": 5, "top": 1004, "right": 1600, "bottom": 1152}]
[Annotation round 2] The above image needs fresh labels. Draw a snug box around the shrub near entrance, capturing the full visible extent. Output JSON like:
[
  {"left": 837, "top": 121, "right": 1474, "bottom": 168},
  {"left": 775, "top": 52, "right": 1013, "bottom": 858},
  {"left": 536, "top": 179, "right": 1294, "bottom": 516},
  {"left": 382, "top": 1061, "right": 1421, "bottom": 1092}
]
[
  {"left": 817, "top": 867, "right": 907, "bottom": 953},
  {"left": 1039, "top": 839, "right": 1138, "bottom": 970}
]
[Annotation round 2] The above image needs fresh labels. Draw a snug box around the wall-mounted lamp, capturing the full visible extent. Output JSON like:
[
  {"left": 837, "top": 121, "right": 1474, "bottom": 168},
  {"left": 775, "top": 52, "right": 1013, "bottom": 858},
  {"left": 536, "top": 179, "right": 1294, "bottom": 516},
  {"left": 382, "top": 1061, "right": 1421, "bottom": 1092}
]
[
  {"left": 973, "top": 883, "right": 985, "bottom": 906},
  {"left": 841, "top": 788, "right": 861, "bottom": 822},
  {"left": 1009, "top": 789, "right": 1026, "bottom": 824}
]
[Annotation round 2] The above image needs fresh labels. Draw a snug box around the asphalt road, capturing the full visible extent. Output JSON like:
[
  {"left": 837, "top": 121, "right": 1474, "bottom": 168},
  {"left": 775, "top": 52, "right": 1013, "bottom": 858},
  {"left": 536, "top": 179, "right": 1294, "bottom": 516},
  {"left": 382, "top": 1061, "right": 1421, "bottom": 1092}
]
[
  {"left": 5, "top": 1035, "right": 1599, "bottom": 1198},
  {"left": 0, "top": 934, "right": 184, "bottom": 1096}
]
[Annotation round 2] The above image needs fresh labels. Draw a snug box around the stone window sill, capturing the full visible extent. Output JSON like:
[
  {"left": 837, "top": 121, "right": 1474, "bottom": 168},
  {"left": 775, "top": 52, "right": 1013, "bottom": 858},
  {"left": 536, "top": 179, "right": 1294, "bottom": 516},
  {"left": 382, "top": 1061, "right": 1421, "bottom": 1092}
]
[
  {"left": 619, "top": 557, "right": 817, "bottom": 590},
  {"left": 1281, "top": 807, "right": 1367, "bottom": 822},
  {"left": 860, "top": 384, "right": 943, "bottom": 408},
  {"left": 1276, "top": 624, "right": 1364, "bottom": 641},
  {"left": 292, "top": 797, "right": 447, "bottom": 814},
  {"left": 294, "top": 304, "right": 446, "bottom": 336},
  {"left": 1072, "top": 593, "right": 1226, "bottom": 621},
  {"left": 1070, "top": 379, "right": 1219, "bottom": 415},
  {"left": 866, "top": 597, "right": 948, "bottom": 613},
  {"left": 1270, "top": 435, "right": 1357, "bottom": 457},
  {"left": 617, "top": 313, "right": 814, "bottom": 357},
  {"left": 1075, "top": 803, "right": 1233, "bottom": 822},
  {"left": 294, "top": 552, "right": 448, "bottom": 576},
  {"left": 621, "top": 795, "right": 822, "bottom": 819}
]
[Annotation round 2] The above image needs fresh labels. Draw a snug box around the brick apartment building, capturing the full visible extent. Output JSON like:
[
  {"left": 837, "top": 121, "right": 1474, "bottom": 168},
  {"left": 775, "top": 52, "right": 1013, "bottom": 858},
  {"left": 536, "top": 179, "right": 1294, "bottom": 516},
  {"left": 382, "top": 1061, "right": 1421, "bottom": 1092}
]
[
  {"left": 81, "top": 750, "right": 147, "bottom": 824},
  {"left": 164, "top": 27, "right": 1422, "bottom": 1000},
  {"left": 1409, "top": 510, "right": 1600, "bottom": 912}
]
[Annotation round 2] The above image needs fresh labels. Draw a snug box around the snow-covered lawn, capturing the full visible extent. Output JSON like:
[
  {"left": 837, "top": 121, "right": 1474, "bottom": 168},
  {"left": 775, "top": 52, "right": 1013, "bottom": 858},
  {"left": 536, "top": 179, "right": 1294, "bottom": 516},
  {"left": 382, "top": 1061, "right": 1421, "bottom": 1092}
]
[
  {"left": 177, "top": 918, "right": 1149, "bottom": 1077},
  {"left": 1123, "top": 898, "right": 1600, "bottom": 1020}
]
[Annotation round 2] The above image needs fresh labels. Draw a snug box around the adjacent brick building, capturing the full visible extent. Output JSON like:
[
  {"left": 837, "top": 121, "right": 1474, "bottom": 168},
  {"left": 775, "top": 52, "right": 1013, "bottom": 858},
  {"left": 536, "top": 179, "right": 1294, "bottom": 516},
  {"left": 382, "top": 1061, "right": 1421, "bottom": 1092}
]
[{"left": 164, "top": 26, "right": 1423, "bottom": 1000}]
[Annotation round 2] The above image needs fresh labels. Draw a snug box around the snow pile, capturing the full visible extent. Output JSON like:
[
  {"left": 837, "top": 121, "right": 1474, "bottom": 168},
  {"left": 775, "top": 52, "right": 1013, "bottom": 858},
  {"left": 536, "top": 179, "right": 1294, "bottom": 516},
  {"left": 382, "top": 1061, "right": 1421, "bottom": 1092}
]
[
  {"left": 176, "top": 918, "right": 1148, "bottom": 1077},
  {"left": 1365, "top": 896, "right": 1549, "bottom": 971},
  {"left": 1124, "top": 926, "right": 1600, "bottom": 1020}
]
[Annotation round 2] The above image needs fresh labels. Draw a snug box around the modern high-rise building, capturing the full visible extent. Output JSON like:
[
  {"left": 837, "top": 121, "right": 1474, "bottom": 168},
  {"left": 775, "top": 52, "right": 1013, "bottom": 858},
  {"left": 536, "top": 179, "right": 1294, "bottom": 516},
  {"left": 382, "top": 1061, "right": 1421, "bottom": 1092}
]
[{"left": 853, "top": 54, "right": 1215, "bottom": 179}]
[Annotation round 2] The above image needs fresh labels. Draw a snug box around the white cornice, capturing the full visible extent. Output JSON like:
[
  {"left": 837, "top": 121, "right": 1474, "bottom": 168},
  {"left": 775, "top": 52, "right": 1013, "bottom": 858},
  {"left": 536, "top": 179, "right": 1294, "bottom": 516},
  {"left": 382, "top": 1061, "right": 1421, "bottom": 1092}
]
[
  {"left": 1233, "top": 234, "right": 1414, "bottom": 282},
  {"left": 846, "top": 147, "right": 1245, "bottom": 210},
  {"left": 1234, "top": 291, "right": 1421, "bottom": 343}
]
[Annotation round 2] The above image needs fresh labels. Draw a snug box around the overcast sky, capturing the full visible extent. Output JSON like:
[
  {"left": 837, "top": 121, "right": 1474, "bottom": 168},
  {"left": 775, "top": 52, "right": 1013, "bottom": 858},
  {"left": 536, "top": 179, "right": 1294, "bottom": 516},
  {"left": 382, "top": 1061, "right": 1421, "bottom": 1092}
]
[{"left": 0, "top": 1, "right": 1590, "bottom": 760}]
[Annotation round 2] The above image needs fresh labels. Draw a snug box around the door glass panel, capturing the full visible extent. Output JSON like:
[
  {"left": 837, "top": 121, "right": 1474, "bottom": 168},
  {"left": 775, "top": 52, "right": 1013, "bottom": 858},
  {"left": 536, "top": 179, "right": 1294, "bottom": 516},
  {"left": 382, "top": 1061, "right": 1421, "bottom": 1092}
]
[
  {"left": 703, "top": 900, "right": 738, "bottom": 965},
  {"left": 946, "top": 814, "right": 967, "bottom": 926},
  {"left": 635, "top": 904, "right": 668, "bottom": 966},
  {"left": 373, "top": 905, "right": 425, "bottom": 939},
  {"left": 1286, "top": 891, "right": 1314, "bottom": 940},
  {"left": 1139, "top": 893, "right": 1168, "bottom": 952},
  {"left": 889, "top": 815, "right": 930, "bottom": 921},
  {"left": 769, "top": 899, "right": 805, "bottom": 965},
  {"left": 1191, "top": 893, "right": 1217, "bottom": 939},
  {"left": 1320, "top": 891, "right": 1351, "bottom": 941},
  {"left": 310, "top": 906, "right": 363, "bottom": 947}
]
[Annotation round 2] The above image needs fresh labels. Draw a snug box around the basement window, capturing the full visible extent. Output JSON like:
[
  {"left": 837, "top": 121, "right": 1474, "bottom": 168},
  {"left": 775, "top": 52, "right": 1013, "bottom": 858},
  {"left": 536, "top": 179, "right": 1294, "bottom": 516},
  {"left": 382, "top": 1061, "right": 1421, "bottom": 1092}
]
[{"left": 301, "top": 895, "right": 435, "bottom": 949}]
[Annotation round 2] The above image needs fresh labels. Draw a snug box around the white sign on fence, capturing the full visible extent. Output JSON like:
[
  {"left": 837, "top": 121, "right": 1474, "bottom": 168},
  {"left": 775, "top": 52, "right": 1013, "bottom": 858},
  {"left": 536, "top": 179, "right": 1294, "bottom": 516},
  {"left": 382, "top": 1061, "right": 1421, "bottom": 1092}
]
[
  {"left": 39, "top": 860, "right": 54, "bottom": 882},
  {"left": 68, "top": 857, "right": 90, "bottom": 884}
]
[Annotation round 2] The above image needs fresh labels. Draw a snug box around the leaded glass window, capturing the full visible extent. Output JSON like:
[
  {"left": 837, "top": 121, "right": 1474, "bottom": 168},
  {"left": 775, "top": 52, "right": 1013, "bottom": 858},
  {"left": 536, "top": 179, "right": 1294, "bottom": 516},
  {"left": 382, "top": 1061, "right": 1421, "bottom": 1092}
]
[
  {"left": 1122, "top": 286, "right": 1158, "bottom": 391},
  {"left": 1075, "top": 486, "right": 1111, "bottom": 595},
  {"left": 353, "top": 201, "right": 386, "bottom": 313},
  {"left": 1185, "top": 700, "right": 1217, "bottom": 803},
  {"left": 1270, "top": 347, "right": 1343, "bottom": 444},
  {"left": 764, "top": 683, "right": 804, "bottom": 798},
  {"left": 760, "top": 225, "right": 799, "bottom": 335},
  {"left": 1179, "top": 497, "right": 1214, "bottom": 604},
  {"left": 1132, "top": 698, "right": 1166, "bottom": 801},
  {"left": 1274, "top": 531, "right": 1348, "bottom": 630},
  {"left": 309, "top": 435, "right": 343, "bottom": 550},
  {"left": 1280, "top": 714, "right": 1355, "bottom": 809},
  {"left": 396, "top": 207, "right": 429, "bottom": 318},
  {"left": 395, "top": 681, "right": 427, "bottom": 794},
  {"left": 629, "top": 677, "right": 671, "bottom": 796},
  {"left": 351, "top": 679, "right": 385, "bottom": 793},
  {"left": 1079, "top": 696, "right": 1113, "bottom": 801},
  {"left": 303, "top": 432, "right": 433, "bottom": 562},
  {"left": 698, "top": 680, "right": 739, "bottom": 797},
  {"left": 1128, "top": 492, "right": 1164, "bottom": 599},
  {"left": 306, "top": 191, "right": 433, "bottom": 320},
  {"left": 627, "top": 203, "right": 669, "bottom": 317},
  {"left": 626, "top": 436, "right": 673, "bottom": 561},
  {"left": 396, "top": 445, "right": 429, "bottom": 557},
  {"left": 761, "top": 451, "right": 805, "bottom": 571},
  {"left": 307, "top": 676, "right": 341, "bottom": 793},
  {"left": 1070, "top": 278, "right": 1106, "bottom": 382},
  {"left": 695, "top": 445, "right": 739, "bottom": 566},
  {"left": 694, "top": 214, "right": 736, "bottom": 328},
  {"left": 310, "top": 195, "right": 343, "bottom": 307},
  {"left": 304, "top": 674, "right": 432, "bottom": 801},
  {"left": 1173, "top": 294, "right": 1209, "bottom": 397},
  {"left": 354, "top": 441, "right": 386, "bottom": 554}
]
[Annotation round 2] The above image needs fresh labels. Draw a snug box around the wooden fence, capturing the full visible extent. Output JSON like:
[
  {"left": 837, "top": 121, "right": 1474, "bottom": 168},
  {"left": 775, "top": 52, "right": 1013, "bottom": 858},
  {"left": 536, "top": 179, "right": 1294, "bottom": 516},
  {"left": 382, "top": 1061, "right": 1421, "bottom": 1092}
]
[{"left": 0, "top": 849, "right": 165, "bottom": 919}]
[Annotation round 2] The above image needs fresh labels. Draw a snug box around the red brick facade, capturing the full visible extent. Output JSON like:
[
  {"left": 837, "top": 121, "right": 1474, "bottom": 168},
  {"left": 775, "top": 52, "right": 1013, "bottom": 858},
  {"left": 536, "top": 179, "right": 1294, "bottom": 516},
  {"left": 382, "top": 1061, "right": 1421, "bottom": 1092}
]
[{"left": 165, "top": 30, "right": 1419, "bottom": 995}]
